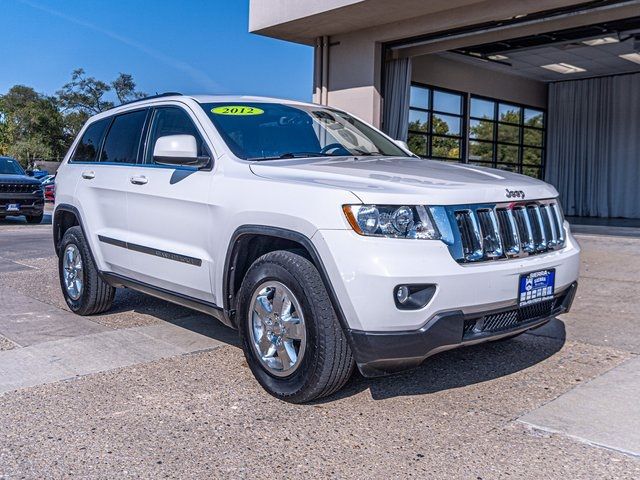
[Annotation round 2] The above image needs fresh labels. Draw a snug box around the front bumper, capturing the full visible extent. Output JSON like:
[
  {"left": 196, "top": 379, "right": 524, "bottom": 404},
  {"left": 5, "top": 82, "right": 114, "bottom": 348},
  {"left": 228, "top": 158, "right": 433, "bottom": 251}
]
[
  {"left": 0, "top": 193, "right": 44, "bottom": 217},
  {"left": 349, "top": 282, "right": 577, "bottom": 377},
  {"left": 311, "top": 226, "right": 580, "bottom": 376}
]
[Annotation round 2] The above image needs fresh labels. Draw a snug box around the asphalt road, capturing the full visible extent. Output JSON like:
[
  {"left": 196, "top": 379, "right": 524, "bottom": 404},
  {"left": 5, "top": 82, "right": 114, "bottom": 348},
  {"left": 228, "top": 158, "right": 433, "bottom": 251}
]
[{"left": 0, "top": 217, "right": 639, "bottom": 479}]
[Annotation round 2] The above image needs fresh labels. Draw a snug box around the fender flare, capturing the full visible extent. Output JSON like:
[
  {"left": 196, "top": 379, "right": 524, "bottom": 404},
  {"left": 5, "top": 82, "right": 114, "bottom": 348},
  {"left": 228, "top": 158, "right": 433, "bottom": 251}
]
[{"left": 222, "top": 225, "right": 353, "bottom": 341}]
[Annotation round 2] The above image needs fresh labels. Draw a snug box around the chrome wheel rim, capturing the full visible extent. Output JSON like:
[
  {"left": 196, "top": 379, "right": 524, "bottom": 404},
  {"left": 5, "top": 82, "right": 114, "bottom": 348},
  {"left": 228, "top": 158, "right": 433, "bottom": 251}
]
[
  {"left": 248, "top": 281, "right": 306, "bottom": 377},
  {"left": 62, "top": 244, "right": 83, "bottom": 301}
]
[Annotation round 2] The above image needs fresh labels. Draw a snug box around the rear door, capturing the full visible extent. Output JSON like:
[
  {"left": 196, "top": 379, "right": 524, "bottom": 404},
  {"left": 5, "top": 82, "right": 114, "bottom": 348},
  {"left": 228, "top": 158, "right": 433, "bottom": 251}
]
[
  {"left": 123, "top": 104, "right": 214, "bottom": 302},
  {"left": 66, "top": 110, "right": 149, "bottom": 274}
]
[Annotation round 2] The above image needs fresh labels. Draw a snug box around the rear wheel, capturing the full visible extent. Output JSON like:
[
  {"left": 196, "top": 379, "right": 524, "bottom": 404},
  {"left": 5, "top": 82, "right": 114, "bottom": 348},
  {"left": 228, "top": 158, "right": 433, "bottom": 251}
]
[
  {"left": 237, "top": 250, "right": 354, "bottom": 403},
  {"left": 58, "top": 226, "right": 115, "bottom": 315}
]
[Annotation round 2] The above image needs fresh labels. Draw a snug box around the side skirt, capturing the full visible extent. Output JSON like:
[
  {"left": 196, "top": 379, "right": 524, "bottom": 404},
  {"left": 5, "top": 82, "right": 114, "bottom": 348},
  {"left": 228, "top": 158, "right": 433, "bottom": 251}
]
[{"left": 101, "top": 272, "right": 232, "bottom": 327}]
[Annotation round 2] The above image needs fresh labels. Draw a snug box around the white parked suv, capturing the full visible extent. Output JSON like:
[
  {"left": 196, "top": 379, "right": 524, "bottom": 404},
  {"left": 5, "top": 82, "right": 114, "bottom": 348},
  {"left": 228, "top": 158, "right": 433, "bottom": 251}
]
[{"left": 54, "top": 94, "right": 580, "bottom": 403}]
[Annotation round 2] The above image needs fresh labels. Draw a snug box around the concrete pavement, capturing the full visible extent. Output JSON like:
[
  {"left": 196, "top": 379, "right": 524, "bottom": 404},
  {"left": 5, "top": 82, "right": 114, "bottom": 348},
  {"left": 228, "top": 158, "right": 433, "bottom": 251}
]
[{"left": 0, "top": 218, "right": 639, "bottom": 478}]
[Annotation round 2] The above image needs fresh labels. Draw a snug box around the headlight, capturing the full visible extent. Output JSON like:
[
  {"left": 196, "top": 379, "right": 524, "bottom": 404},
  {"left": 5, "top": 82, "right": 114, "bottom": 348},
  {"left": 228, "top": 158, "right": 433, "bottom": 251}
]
[{"left": 343, "top": 205, "right": 441, "bottom": 239}]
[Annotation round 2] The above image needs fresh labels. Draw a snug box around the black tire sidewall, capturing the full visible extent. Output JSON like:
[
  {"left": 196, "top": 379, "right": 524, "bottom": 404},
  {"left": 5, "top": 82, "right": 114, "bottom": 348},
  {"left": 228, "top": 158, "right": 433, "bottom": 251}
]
[
  {"left": 58, "top": 227, "right": 91, "bottom": 313},
  {"left": 237, "top": 257, "right": 323, "bottom": 400}
]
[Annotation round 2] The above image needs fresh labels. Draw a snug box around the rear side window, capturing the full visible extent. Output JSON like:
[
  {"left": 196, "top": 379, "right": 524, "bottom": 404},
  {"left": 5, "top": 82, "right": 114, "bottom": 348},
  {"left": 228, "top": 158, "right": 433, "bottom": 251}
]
[
  {"left": 100, "top": 109, "right": 148, "bottom": 164},
  {"left": 71, "top": 118, "right": 110, "bottom": 162},
  {"left": 145, "top": 107, "right": 207, "bottom": 163}
]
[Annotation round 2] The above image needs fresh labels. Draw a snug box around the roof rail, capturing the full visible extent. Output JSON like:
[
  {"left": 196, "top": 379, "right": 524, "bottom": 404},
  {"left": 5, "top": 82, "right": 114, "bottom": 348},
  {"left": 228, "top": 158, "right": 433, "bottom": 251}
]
[{"left": 110, "top": 92, "right": 184, "bottom": 110}]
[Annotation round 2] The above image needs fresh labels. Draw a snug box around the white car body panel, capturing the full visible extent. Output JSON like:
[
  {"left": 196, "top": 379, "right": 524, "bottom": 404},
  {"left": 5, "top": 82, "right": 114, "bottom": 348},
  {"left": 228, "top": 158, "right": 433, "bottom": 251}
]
[{"left": 54, "top": 94, "right": 580, "bottom": 336}]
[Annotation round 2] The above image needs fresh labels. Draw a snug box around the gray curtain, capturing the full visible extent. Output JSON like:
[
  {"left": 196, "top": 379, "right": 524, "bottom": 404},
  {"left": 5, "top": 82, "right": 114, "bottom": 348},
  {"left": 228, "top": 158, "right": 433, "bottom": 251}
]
[
  {"left": 382, "top": 58, "right": 412, "bottom": 141},
  {"left": 546, "top": 73, "right": 640, "bottom": 218}
]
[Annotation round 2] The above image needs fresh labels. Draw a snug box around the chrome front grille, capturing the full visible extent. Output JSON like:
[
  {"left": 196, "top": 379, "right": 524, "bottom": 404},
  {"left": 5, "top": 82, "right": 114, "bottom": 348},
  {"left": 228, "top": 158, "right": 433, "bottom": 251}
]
[{"left": 447, "top": 199, "right": 566, "bottom": 263}]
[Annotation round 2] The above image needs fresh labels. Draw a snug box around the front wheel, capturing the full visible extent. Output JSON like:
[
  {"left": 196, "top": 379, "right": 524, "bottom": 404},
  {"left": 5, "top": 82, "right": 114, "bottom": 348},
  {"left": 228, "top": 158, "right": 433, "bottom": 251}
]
[{"left": 237, "top": 250, "right": 354, "bottom": 403}]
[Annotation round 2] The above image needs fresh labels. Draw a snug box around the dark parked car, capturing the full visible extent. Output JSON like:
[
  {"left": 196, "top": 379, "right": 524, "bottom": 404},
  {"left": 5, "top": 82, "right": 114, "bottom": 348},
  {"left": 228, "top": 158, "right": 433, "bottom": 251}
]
[{"left": 0, "top": 156, "right": 45, "bottom": 223}]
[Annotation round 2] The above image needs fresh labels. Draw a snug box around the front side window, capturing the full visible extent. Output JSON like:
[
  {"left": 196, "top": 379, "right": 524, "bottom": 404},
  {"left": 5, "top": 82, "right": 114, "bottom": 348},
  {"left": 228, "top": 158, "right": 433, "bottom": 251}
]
[
  {"left": 145, "top": 107, "right": 207, "bottom": 164},
  {"left": 0, "top": 157, "right": 25, "bottom": 175},
  {"left": 71, "top": 117, "right": 111, "bottom": 162},
  {"left": 201, "top": 102, "right": 405, "bottom": 160},
  {"left": 100, "top": 109, "right": 148, "bottom": 164}
]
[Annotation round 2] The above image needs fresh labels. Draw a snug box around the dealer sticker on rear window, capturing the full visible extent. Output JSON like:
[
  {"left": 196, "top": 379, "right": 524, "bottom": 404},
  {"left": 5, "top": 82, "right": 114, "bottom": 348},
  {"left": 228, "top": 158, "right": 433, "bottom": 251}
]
[
  {"left": 519, "top": 269, "right": 555, "bottom": 306},
  {"left": 211, "top": 106, "right": 264, "bottom": 115}
]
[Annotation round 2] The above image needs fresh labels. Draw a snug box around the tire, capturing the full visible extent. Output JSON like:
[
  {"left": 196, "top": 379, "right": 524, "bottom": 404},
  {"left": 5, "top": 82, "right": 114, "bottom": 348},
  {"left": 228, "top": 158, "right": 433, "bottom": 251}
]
[
  {"left": 26, "top": 212, "right": 44, "bottom": 224},
  {"left": 58, "top": 226, "right": 115, "bottom": 315},
  {"left": 237, "top": 250, "right": 354, "bottom": 403}
]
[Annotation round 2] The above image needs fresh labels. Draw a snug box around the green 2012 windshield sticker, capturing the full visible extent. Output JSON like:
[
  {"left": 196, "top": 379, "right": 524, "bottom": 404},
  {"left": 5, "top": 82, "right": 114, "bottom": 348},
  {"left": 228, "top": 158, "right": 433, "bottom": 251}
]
[{"left": 211, "top": 106, "right": 264, "bottom": 115}]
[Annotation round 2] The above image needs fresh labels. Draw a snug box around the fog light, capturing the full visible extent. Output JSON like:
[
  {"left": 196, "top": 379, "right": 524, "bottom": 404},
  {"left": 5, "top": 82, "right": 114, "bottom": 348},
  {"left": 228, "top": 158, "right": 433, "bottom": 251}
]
[
  {"left": 396, "top": 285, "right": 410, "bottom": 304},
  {"left": 393, "top": 284, "right": 437, "bottom": 310}
]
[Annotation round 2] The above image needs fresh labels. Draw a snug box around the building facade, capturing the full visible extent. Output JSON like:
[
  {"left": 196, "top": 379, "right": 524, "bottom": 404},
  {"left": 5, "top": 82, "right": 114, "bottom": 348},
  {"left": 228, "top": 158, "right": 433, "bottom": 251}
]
[{"left": 249, "top": 0, "right": 640, "bottom": 219}]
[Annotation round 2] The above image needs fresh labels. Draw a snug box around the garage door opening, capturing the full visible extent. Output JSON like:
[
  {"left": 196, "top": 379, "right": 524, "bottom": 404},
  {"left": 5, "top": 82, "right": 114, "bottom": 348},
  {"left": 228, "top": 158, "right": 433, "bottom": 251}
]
[{"left": 383, "top": 15, "right": 640, "bottom": 222}]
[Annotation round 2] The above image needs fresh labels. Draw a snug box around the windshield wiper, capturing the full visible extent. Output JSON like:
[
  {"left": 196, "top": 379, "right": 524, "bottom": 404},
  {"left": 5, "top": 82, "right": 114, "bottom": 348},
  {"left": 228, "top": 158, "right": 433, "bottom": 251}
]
[
  {"left": 351, "top": 148, "right": 390, "bottom": 156},
  {"left": 249, "top": 152, "right": 341, "bottom": 161}
]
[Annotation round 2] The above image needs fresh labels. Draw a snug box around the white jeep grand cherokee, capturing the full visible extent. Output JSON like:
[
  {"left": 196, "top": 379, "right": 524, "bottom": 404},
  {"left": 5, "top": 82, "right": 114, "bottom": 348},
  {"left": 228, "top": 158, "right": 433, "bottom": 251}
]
[{"left": 54, "top": 94, "right": 580, "bottom": 403}]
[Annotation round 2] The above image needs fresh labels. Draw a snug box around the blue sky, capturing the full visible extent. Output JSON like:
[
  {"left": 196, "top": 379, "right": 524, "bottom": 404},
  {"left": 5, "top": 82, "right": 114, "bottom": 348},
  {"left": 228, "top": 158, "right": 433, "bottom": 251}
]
[{"left": 1, "top": 0, "right": 313, "bottom": 101}]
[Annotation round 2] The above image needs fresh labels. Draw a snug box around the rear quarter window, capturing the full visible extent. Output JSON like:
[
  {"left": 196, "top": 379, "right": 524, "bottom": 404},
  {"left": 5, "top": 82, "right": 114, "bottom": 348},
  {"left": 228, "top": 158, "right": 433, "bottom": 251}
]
[
  {"left": 100, "top": 110, "right": 148, "bottom": 164},
  {"left": 71, "top": 117, "right": 111, "bottom": 162}
]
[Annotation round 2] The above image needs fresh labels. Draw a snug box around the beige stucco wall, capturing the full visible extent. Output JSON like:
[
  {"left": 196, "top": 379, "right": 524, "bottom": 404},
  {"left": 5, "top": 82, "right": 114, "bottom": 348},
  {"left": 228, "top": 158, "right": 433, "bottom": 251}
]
[{"left": 412, "top": 55, "right": 548, "bottom": 108}]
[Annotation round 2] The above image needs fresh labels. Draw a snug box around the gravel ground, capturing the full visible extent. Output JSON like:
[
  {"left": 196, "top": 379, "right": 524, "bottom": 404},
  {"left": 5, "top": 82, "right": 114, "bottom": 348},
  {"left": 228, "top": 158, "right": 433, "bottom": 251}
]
[
  {"left": 0, "top": 334, "right": 17, "bottom": 351},
  {"left": 1, "top": 224, "right": 639, "bottom": 478},
  {"left": 0, "top": 339, "right": 637, "bottom": 479},
  {"left": 0, "top": 256, "right": 196, "bottom": 330}
]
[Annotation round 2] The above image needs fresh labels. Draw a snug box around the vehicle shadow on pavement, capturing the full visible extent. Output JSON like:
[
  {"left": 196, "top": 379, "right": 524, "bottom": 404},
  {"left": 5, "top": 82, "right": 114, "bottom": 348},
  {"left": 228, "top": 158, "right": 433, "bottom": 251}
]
[
  {"left": 321, "top": 319, "right": 567, "bottom": 402},
  {"left": 107, "top": 288, "right": 241, "bottom": 346},
  {"left": 0, "top": 213, "right": 52, "bottom": 225}
]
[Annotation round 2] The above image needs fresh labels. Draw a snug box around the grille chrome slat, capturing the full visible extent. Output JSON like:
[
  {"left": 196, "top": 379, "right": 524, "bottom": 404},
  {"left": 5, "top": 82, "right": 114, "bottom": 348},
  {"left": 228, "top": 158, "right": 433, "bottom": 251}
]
[
  {"left": 477, "top": 209, "right": 503, "bottom": 258},
  {"left": 454, "top": 210, "right": 484, "bottom": 262},
  {"left": 527, "top": 205, "right": 548, "bottom": 252},
  {"left": 513, "top": 206, "right": 536, "bottom": 253},
  {"left": 541, "top": 204, "right": 559, "bottom": 248},
  {"left": 551, "top": 203, "right": 565, "bottom": 245},
  {"left": 449, "top": 200, "right": 566, "bottom": 263},
  {"left": 496, "top": 208, "right": 521, "bottom": 257}
]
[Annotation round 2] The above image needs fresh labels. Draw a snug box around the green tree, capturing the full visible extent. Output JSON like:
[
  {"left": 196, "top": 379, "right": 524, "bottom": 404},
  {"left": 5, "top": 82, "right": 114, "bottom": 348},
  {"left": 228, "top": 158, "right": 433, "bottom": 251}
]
[
  {"left": 57, "top": 68, "right": 146, "bottom": 138},
  {"left": 0, "top": 85, "right": 66, "bottom": 166}
]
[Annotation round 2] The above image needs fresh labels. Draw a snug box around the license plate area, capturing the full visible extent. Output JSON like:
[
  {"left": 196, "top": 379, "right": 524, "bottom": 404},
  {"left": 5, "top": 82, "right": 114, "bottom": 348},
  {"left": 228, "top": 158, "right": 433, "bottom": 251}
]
[
  {"left": 519, "top": 269, "right": 555, "bottom": 307},
  {"left": 7, "top": 203, "right": 20, "bottom": 212}
]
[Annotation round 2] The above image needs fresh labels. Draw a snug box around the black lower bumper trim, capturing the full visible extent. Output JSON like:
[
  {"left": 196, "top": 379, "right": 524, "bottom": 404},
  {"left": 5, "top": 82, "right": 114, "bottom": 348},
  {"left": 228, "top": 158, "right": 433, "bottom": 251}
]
[{"left": 348, "top": 282, "right": 578, "bottom": 378}]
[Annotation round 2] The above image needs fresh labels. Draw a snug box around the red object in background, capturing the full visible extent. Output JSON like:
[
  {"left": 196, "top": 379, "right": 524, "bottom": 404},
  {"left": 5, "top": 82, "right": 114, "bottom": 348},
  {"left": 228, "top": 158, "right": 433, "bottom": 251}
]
[{"left": 45, "top": 183, "right": 55, "bottom": 202}]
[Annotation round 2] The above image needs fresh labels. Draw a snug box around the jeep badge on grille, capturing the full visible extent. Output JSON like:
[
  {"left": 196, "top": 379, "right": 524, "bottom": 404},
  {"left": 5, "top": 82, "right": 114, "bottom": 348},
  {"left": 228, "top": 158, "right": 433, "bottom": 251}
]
[{"left": 505, "top": 188, "right": 525, "bottom": 199}]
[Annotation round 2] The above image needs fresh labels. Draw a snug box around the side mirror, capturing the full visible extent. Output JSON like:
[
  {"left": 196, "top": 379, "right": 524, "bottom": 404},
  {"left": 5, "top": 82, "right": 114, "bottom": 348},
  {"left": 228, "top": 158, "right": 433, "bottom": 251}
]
[{"left": 153, "top": 135, "right": 209, "bottom": 168}]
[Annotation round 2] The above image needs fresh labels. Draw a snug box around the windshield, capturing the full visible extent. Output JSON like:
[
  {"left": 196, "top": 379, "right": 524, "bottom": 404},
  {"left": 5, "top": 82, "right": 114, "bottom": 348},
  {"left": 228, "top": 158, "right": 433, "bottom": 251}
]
[
  {"left": 0, "top": 157, "right": 26, "bottom": 175},
  {"left": 201, "top": 102, "right": 406, "bottom": 160}
]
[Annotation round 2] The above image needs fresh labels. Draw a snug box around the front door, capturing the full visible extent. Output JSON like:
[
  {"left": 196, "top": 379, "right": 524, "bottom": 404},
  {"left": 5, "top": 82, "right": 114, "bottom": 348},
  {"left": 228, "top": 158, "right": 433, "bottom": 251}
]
[{"left": 123, "top": 105, "right": 214, "bottom": 302}]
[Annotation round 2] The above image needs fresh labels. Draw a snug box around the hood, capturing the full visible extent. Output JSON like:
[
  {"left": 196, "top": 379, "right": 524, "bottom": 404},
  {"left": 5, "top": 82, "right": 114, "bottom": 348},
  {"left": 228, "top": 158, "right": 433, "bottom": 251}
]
[
  {"left": 249, "top": 156, "right": 557, "bottom": 205},
  {"left": 0, "top": 173, "right": 41, "bottom": 185}
]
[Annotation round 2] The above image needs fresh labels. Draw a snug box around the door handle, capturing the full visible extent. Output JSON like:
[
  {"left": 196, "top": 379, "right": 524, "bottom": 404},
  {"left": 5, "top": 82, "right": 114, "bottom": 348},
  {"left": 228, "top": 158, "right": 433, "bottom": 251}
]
[
  {"left": 130, "top": 175, "right": 148, "bottom": 185},
  {"left": 81, "top": 171, "right": 95, "bottom": 180}
]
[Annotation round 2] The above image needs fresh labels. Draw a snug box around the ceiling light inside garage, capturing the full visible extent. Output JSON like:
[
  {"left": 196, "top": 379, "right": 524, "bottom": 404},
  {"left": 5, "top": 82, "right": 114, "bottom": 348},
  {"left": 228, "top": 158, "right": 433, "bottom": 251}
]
[
  {"left": 619, "top": 53, "right": 640, "bottom": 64},
  {"left": 582, "top": 36, "right": 619, "bottom": 46},
  {"left": 487, "top": 54, "right": 509, "bottom": 60},
  {"left": 541, "top": 63, "right": 586, "bottom": 74}
]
